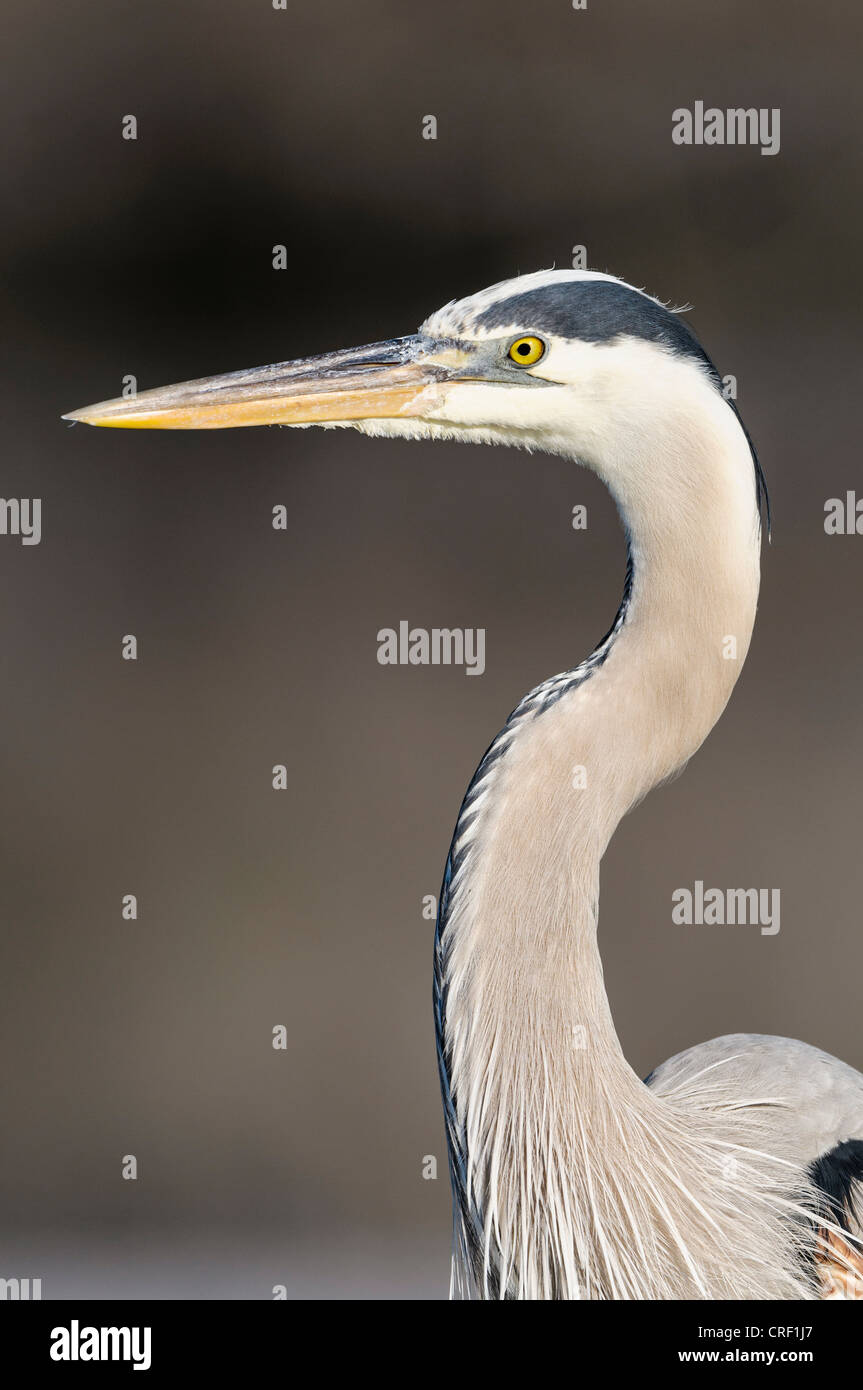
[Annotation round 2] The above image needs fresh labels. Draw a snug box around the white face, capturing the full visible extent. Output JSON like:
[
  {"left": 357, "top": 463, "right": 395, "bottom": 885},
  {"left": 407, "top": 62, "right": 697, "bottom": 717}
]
[
  {"left": 369, "top": 267, "right": 738, "bottom": 485},
  {"left": 414, "top": 333, "right": 608, "bottom": 439},
  {"left": 358, "top": 329, "right": 728, "bottom": 488}
]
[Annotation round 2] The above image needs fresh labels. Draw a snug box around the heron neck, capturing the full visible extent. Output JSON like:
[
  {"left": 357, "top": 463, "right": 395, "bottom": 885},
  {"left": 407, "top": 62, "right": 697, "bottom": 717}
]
[{"left": 438, "top": 390, "right": 762, "bottom": 1295}]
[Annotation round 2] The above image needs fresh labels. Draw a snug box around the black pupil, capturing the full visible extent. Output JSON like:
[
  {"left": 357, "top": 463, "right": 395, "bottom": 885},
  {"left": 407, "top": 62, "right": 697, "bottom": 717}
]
[{"left": 517, "top": 342, "right": 531, "bottom": 355}]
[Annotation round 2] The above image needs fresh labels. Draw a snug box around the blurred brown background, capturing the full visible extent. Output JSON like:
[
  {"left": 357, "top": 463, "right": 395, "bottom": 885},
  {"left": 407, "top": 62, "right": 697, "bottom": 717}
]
[{"left": 1, "top": 0, "right": 861, "bottom": 1298}]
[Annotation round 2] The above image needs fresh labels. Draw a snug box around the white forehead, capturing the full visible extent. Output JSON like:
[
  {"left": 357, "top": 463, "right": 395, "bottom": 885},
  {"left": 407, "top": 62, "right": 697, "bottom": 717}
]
[{"left": 421, "top": 268, "right": 665, "bottom": 340}]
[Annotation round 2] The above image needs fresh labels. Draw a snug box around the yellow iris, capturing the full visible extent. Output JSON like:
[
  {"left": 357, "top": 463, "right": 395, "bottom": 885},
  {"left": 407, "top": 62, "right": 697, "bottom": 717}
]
[{"left": 508, "top": 336, "right": 545, "bottom": 366}]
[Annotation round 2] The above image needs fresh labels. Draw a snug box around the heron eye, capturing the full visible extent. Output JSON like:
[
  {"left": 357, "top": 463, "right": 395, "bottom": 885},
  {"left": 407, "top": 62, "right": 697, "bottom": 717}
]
[{"left": 508, "top": 336, "right": 545, "bottom": 366}]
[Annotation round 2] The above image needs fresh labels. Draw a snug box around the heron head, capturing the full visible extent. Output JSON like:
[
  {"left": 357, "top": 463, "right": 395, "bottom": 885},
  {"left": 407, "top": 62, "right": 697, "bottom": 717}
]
[{"left": 62, "top": 269, "right": 741, "bottom": 485}]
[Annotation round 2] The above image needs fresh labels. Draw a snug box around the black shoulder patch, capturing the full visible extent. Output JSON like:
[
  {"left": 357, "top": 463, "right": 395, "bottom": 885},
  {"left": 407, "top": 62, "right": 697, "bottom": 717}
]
[{"left": 809, "top": 1137, "right": 863, "bottom": 1232}]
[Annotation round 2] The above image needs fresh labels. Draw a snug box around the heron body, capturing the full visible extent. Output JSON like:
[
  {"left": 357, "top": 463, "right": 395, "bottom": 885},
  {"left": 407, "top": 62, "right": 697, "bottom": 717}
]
[{"left": 66, "top": 268, "right": 863, "bottom": 1299}]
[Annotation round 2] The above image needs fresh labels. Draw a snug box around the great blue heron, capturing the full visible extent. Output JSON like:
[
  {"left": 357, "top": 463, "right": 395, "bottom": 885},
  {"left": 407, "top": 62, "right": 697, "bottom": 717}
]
[{"left": 66, "top": 269, "right": 863, "bottom": 1299}]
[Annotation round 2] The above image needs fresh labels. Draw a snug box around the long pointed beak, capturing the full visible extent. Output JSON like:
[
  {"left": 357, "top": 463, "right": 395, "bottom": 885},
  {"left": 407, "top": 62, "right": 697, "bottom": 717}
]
[{"left": 62, "top": 335, "right": 458, "bottom": 429}]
